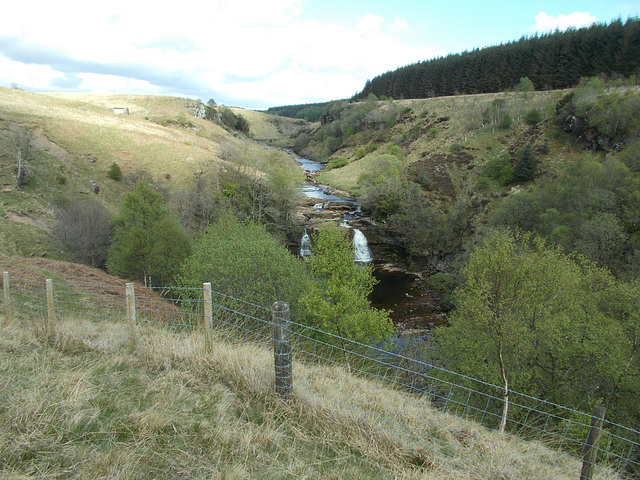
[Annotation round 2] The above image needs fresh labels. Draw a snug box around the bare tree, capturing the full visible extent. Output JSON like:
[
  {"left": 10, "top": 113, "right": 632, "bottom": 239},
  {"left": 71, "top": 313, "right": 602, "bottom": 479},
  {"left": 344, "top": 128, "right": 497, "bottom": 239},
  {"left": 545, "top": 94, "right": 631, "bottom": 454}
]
[
  {"left": 54, "top": 201, "right": 113, "bottom": 268},
  {"left": 1, "top": 124, "right": 34, "bottom": 188}
]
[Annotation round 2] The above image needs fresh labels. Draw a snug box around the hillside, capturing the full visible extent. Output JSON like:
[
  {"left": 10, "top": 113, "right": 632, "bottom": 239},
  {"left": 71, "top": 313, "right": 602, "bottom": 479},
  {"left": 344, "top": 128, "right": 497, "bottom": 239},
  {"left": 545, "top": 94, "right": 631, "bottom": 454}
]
[
  {"left": 2, "top": 85, "right": 640, "bottom": 478},
  {"left": 0, "top": 255, "right": 613, "bottom": 479},
  {"left": 0, "top": 88, "right": 305, "bottom": 258},
  {"left": 353, "top": 18, "right": 640, "bottom": 101}
]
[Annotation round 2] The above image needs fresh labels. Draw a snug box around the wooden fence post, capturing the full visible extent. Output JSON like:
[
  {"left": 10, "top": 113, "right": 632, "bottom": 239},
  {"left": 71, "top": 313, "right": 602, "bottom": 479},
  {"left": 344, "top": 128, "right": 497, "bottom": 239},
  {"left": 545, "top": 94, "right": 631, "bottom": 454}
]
[
  {"left": 581, "top": 405, "right": 607, "bottom": 480},
  {"left": 2, "top": 272, "right": 10, "bottom": 324},
  {"left": 45, "top": 279, "right": 55, "bottom": 342},
  {"left": 272, "top": 301, "right": 292, "bottom": 401},
  {"left": 203, "top": 283, "right": 213, "bottom": 352},
  {"left": 126, "top": 283, "right": 137, "bottom": 352}
]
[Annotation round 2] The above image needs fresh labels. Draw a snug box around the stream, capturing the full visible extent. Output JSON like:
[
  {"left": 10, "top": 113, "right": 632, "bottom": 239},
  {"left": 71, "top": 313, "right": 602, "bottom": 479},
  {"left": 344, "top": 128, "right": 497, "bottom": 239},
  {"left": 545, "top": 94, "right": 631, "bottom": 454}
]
[{"left": 294, "top": 156, "right": 442, "bottom": 333}]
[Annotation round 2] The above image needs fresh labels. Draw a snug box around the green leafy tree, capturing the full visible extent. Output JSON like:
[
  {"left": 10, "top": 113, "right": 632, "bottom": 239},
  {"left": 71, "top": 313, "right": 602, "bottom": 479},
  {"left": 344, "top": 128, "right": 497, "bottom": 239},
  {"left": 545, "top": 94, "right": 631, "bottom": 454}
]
[
  {"left": 177, "top": 214, "right": 309, "bottom": 320},
  {"left": 107, "top": 181, "right": 191, "bottom": 286},
  {"left": 434, "top": 230, "right": 619, "bottom": 433},
  {"left": 300, "top": 224, "right": 395, "bottom": 359},
  {"left": 358, "top": 154, "right": 407, "bottom": 219}
]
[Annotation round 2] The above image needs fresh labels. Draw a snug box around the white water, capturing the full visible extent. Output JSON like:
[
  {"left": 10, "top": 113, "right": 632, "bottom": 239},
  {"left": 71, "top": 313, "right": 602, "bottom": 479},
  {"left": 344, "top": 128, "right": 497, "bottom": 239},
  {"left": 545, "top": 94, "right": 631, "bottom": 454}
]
[
  {"left": 300, "top": 228, "right": 312, "bottom": 258},
  {"left": 353, "top": 229, "right": 373, "bottom": 263}
]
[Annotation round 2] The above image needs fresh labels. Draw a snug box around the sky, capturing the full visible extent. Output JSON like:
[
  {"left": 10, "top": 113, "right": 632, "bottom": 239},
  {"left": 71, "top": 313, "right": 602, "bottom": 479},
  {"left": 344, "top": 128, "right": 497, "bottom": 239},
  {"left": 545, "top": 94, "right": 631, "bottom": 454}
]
[{"left": 0, "top": 1, "right": 638, "bottom": 110}]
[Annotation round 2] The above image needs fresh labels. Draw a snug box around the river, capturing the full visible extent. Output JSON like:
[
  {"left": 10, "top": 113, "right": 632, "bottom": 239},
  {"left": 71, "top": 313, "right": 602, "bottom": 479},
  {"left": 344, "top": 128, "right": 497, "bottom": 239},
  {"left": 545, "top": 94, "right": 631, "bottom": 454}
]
[{"left": 294, "top": 156, "right": 442, "bottom": 333}]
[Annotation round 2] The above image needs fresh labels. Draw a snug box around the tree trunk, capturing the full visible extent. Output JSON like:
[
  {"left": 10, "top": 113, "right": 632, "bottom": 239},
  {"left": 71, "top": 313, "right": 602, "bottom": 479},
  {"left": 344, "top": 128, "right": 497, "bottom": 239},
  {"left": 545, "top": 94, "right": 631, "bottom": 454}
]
[{"left": 498, "top": 345, "right": 509, "bottom": 434}]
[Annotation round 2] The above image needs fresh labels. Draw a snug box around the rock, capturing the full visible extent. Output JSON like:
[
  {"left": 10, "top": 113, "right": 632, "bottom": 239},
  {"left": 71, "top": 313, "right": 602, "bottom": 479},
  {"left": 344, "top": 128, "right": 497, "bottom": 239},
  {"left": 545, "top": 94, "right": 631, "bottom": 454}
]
[{"left": 89, "top": 180, "right": 100, "bottom": 194}]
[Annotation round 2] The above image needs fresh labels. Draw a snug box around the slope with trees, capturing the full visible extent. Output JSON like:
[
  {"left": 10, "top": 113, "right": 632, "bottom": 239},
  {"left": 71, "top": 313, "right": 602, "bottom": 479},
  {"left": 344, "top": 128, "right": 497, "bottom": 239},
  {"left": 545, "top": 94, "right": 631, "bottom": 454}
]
[{"left": 353, "top": 18, "right": 640, "bottom": 101}]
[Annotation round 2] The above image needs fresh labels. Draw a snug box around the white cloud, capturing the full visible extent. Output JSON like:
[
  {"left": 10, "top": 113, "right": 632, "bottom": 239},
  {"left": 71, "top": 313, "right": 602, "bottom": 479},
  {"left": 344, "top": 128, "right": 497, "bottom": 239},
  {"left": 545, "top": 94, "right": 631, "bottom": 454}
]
[
  {"left": 0, "top": 0, "right": 434, "bottom": 108},
  {"left": 391, "top": 18, "right": 410, "bottom": 33},
  {"left": 531, "top": 11, "right": 599, "bottom": 33}
]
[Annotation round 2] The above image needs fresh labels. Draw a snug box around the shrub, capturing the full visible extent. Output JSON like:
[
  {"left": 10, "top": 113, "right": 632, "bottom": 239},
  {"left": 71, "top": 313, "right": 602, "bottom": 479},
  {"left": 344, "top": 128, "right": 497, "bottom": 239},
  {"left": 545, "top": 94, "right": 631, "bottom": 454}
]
[
  {"left": 327, "top": 157, "right": 349, "bottom": 170},
  {"left": 107, "top": 163, "right": 122, "bottom": 181},
  {"left": 416, "top": 173, "right": 432, "bottom": 188},
  {"left": 483, "top": 155, "right": 513, "bottom": 186},
  {"left": 387, "top": 144, "right": 404, "bottom": 161},
  {"left": 356, "top": 149, "right": 366, "bottom": 159},
  {"left": 525, "top": 108, "right": 543, "bottom": 125},
  {"left": 427, "top": 127, "right": 438, "bottom": 139},
  {"left": 499, "top": 114, "right": 513, "bottom": 130},
  {"left": 449, "top": 143, "right": 464, "bottom": 154},
  {"left": 475, "top": 176, "right": 491, "bottom": 190}
]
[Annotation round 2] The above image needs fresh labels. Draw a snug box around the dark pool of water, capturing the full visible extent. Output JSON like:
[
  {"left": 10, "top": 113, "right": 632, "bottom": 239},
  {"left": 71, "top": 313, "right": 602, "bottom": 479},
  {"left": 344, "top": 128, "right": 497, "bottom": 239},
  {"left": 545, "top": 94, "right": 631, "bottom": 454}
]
[{"left": 369, "top": 265, "right": 438, "bottom": 329}]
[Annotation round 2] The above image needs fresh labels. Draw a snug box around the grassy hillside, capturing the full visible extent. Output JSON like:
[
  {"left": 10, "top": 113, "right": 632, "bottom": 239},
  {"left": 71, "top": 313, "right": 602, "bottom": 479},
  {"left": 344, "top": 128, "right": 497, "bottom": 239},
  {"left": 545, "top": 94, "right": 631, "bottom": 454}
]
[
  {"left": 309, "top": 91, "right": 567, "bottom": 197},
  {"left": 0, "top": 88, "right": 305, "bottom": 258},
  {"left": 0, "top": 254, "right": 603, "bottom": 480}
]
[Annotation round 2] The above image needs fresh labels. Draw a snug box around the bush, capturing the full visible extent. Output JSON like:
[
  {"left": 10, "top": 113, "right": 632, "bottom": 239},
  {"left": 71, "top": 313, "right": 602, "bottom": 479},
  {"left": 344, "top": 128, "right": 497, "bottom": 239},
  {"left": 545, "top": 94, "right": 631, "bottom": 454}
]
[
  {"left": 499, "top": 114, "right": 513, "bottom": 130},
  {"left": 327, "top": 157, "right": 349, "bottom": 170},
  {"left": 449, "top": 143, "right": 464, "bottom": 154},
  {"left": 356, "top": 149, "right": 366, "bottom": 159},
  {"left": 475, "top": 176, "right": 491, "bottom": 190},
  {"left": 483, "top": 155, "right": 513, "bottom": 186},
  {"left": 416, "top": 173, "right": 432, "bottom": 188},
  {"left": 107, "top": 163, "right": 122, "bottom": 181},
  {"left": 525, "top": 108, "right": 543, "bottom": 125}
]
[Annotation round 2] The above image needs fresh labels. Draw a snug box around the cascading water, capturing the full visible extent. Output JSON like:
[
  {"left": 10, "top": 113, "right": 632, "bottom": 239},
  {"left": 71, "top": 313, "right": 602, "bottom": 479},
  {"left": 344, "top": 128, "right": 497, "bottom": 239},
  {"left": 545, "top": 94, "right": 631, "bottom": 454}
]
[
  {"left": 300, "top": 228, "right": 311, "bottom": 258},
  {"left": 353, "top": 229, "right": 373, "bottom": 263}
]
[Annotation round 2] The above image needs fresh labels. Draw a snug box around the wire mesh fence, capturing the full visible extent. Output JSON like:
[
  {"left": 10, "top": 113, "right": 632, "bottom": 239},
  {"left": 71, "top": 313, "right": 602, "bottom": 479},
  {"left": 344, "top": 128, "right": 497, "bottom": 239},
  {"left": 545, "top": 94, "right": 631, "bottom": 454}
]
[{"left": 2, "top": 272, "right": 640, "bottom": 479}]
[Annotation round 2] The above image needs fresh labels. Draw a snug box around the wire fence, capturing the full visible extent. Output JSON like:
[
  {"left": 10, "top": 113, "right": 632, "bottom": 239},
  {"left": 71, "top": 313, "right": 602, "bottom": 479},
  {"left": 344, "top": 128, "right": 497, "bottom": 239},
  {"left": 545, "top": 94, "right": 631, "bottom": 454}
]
[{"left": 2, "top": 272, "right": 640, "bottom": 479}]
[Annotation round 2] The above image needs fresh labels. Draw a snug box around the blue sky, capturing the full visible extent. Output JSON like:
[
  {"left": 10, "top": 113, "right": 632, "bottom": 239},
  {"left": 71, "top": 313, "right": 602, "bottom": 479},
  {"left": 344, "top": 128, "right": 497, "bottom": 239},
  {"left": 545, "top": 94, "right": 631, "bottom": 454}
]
[{"left": 0, "top": 0, "right": 638, "bottom": 109}]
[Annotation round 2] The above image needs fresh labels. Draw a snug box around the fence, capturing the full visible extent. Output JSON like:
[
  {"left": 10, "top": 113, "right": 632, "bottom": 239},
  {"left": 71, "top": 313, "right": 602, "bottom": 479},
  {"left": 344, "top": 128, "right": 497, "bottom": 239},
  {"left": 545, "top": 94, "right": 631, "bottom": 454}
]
[{"left": 2, "top": 272, "right": 640, "bottom": 479}]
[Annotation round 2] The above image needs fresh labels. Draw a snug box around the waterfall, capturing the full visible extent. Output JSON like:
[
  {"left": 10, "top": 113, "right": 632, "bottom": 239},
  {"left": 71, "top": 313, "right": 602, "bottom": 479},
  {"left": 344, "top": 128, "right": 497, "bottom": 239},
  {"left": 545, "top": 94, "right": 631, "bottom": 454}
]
[
  {"left": 353, "top": 229, "right": 373, "bottom": 263},
  {"left": 300, "top": 228, "right": 311, "bottom": 258}
]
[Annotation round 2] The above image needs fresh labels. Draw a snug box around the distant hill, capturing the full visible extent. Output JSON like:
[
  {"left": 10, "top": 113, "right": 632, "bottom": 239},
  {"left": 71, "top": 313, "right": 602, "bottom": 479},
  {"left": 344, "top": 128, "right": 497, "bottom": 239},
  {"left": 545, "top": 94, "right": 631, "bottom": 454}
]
[
  {"left": 353, "top": 17, "right": 640, "bottom": 101},
  {"left": 265, "top": 101, "right": 330, "bottom": 121}
]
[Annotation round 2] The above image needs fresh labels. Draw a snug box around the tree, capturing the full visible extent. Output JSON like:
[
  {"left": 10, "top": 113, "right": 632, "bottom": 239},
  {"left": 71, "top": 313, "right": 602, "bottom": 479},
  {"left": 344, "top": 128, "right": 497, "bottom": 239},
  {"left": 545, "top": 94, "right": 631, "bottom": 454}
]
[
  {"left": 177, "top": 213, "right": 308, "bottom": 320},
  {"left": 1, "top": 124, "right": 34, "bottom": 188},
  {"left": 54, "top": 201, "right": 113, "bottom": 268},
  {"left": 107, "top": 181, "right": 191, "bottom": 287},
  {"left": 512, "top": 144, "right": 538, "bottom": 182},
  {"left": 516, "top": 76, "right": 535, "bottom": 93},
  {"left": 300, "top": 224, "right": 395, "bottom": 358},
  {"left": 575, "top": 212, "right": 627, "bottom": 270},
  {"left": 358, "top": 154, "right": 407, "bottom": 219},
  {"left": 434, "top": 230, "right": 614, "bottom": 433}
]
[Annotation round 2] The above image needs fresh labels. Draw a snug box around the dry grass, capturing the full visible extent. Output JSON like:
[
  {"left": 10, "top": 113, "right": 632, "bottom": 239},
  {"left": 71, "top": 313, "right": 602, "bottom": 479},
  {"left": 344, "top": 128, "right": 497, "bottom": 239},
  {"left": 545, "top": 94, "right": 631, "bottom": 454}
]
[
  {"left": 0, "top": 314, "right": 620, "bottom": 480},
  {"left": 0, "top": 88, "right": 276, "bottom": 188}
]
